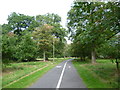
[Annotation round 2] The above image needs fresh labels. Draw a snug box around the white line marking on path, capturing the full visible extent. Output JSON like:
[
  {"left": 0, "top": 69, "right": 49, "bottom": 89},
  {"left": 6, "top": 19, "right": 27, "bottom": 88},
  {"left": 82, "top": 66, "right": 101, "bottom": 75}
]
[
  {"left": 69, "top": 66, "right": 71, "bottom": 68},
  {"left": 56, "top": 61, "right": 68, "bottom": 88},
  {"left": 56, "top": 66, "right": 62, "bottom": 68}
]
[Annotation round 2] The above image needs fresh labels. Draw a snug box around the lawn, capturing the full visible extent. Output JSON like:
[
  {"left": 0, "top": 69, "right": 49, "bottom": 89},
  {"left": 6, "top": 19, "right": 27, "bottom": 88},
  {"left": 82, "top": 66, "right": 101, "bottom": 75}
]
[
  {"left": 72, "top": 59, "right": 120, "bottom": 88},
  {"left": 2, "top": 58, "right": 70, "bottom": 88}
]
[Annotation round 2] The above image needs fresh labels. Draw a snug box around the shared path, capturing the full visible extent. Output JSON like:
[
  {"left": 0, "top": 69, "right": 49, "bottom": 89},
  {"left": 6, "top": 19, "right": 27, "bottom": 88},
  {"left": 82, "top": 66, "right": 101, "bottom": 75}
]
[{"left": 29, "top": 59, "right": 86, "bottom": 88}]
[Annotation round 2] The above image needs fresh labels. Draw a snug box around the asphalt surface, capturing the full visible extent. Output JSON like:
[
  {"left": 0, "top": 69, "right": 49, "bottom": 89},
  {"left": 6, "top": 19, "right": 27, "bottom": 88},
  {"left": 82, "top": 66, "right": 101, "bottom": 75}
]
[{"left": 29, "top": 59, "right": 86, "bottom": 88}]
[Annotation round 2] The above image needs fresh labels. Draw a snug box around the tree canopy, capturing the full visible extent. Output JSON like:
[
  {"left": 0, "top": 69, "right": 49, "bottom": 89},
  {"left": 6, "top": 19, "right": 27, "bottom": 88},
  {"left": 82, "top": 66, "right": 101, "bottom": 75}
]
[
  {"left": 5, "top": 12, "right": 38, "bottom": 35},
  {"left": 2, "top": 12, "right": 67, "bottom": 63},
  {"left": 67, "top": 1, "right": 120, "bottom": 63}
]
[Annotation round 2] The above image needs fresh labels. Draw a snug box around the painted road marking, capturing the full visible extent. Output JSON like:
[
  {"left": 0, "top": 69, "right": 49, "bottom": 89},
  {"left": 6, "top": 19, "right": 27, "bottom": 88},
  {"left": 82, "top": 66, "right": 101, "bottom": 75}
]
[
  {"left": 69, "top": 66, "right": 71, "bottom": 68},
  {"left": 56, "top": 66, "right": 62, "bottom": 68},
  {"left": 56, "top": 61, "right": 68, "bottom": 88}
]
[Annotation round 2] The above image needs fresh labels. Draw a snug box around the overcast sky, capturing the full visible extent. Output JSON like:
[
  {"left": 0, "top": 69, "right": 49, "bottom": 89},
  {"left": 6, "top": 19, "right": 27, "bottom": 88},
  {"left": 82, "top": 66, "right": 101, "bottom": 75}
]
[
  {"left": 0, "top": 0, "right": 74, "bottom": 43},
  {"left": 0, "top": 0, "right": 74, "bottom": 27}
]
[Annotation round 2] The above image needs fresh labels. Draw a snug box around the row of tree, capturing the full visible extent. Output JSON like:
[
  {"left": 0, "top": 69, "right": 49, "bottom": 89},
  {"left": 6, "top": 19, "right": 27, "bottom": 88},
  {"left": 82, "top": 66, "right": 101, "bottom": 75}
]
[
  {"left": 67, "top": 1, "right": 120, "bottom": 63},
  {"left": 2, "top": 12, "right": 67, "bottom": 63}
]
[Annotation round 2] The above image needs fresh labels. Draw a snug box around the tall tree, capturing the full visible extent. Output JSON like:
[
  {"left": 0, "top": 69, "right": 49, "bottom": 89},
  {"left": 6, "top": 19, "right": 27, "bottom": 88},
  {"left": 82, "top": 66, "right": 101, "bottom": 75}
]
[
  {"left": 36, "top": 13, "right": 67, "bottom": 57},
  {"left": 67, "top": 2, "right": 120, "bottom": 63},
  {"left": 32, "top": 24, "right": 53, "bottom": 61}
]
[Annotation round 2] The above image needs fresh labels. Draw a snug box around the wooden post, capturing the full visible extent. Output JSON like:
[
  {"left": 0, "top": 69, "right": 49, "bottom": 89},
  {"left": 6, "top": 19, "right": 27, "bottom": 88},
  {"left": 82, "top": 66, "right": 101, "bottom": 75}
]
[
  {"left": 53, "top": 37, "right": 54, "bottom": 62},
  {"left": 43, "top": 51, "right": 45, "bottom": 62}
]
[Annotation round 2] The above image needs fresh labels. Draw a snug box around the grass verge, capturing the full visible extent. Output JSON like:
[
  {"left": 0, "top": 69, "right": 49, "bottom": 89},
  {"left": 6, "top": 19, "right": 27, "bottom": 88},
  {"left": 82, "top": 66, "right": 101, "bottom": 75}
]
[
  {"left": 3, "top": 58, "right": 70, "bottom": 88},
  {"left": 72, "top": 59, "right": 119, "bottom": 88},
  {"left": 2, "top": 61, "right": 50, "bottom": 87},
  {"left": 4, "top": 65, "right": 54, "bottom": 88}
]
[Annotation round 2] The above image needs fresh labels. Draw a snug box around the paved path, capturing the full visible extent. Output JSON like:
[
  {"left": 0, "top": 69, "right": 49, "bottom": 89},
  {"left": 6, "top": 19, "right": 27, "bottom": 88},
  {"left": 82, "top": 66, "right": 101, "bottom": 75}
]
[{"left": 29, "top": 59, "right": 86, "bottom": 88}]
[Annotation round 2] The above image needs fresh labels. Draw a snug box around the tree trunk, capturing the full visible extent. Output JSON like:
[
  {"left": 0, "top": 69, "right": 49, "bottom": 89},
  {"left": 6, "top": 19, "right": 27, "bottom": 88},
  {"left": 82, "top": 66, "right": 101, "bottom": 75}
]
[
  {"left": 81, "top": 57, "right": 82, "bottom": 61},
  {"left": 83, "top": 56, "right": 85, "bottom": 61},
  {"left": 91, "top": 48, "right": 96, "bottom": 64},
  {"left": 43, "top": 51, "right": 45, "bottom": 62}
]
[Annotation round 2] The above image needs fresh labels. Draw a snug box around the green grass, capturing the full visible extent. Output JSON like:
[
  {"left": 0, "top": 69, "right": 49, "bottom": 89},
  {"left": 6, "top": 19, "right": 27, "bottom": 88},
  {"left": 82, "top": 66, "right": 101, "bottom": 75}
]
[
  {"left": 5, "top": 65, "right": 54, "bottom": 88},
  {"left": 96, "top": 59, "right": 114, "bottom": 63},
  {"left": 72, "top": 59, "right": 119, "bottom": 88},
  {"left": 2, "top": 61, "right": 50, "bottom": 87},
  {"left": 2, "top": 58, "right": 70, "bottom": 88},
  {"left": 0, "top": 76, "right": 2, "bottom": 90}
]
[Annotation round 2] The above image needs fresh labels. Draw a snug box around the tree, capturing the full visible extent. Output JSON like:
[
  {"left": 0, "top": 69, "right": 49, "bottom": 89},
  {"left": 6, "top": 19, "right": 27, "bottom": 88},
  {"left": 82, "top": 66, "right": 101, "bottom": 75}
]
[
  {"left": 7, "top": 12, "right": 38, "bottom": 35},
  {"left": 2, "top": 31, "right": 38, "bottom": 63},
  {"left": 36, "top": 13, "right": 66, "bottom": 39},
  {"left": 14, "top": 31, "right": 38, "bottom": 61},
  {"left": 2, "top": 32, "right": 18, "bottom": 63},
  {"left": 36, "top": 13, "right": 67, "bottom": 58},
  {"left": 32, "top": 24, "right": 53, "bottom": 61},
  {"left": 2, "top": 12, "right": 67, "bottom": 63},
  {"left": 70, "top": 40, "right": 91, "bottom": 60},
  {"left": 63, "top": 43, "right": 72, "bottom": 58},
  {"left": 67, "top": 2, "right": 120, "bottom": 63},
  {"left": 36, "top": 13, "right": 61, "bottom": 26}
]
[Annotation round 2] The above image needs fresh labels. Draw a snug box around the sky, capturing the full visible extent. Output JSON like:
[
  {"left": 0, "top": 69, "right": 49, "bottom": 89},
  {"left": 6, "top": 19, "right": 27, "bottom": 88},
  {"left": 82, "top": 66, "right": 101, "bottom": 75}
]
[
  {"left": 0, "top": 0, "right": 74, "bottom": 27},
  {"left": 0, "top": 0, "right": 74, "bottom": 44}
]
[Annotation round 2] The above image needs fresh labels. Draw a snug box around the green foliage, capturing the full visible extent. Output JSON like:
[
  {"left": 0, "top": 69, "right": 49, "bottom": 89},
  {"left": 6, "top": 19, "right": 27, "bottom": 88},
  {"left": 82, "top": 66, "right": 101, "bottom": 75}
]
[
  {"left": 70, "top": 41, "right": 91, "bottom": 59},
  {"left": 2, "top": 12, "right": 38, "bottom": 62},
  {"left": 2, "top": 24, "right": 12, "bottom": 34},
  {"left": 2, "top": 33, "right": 18, "bottom": 63},
  {"left": 32, "top": 24, "right": 53, "bottom": 59},
  {"left": 35, "top": 13, "right": 67, "bottom": 58},
  {"left": 63, "top": 44, "right": 71, "bottom": 57},
  {"left": 36, "top": 13, "right": 61, "bottom": 26},
  {"left": 2, "top": 12, "right": 67, "bottom": 63},
  {"left": 67, "top": 2, "right": 120, "bottom": 61},
  {"left": 14, "top": 31, "right": 38, "bottom": 61},
  {"left": 36, "top": 13, "right": 66, "bottom": 41},
  {"left": 2, "top": 31, "right": 38, "bottom": 63},
  {"left": 97, "top": 35, "right": 120, "bottom": 59},
  {"left": 7, "top": 12, "right": 38, "bottom": 35}
]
